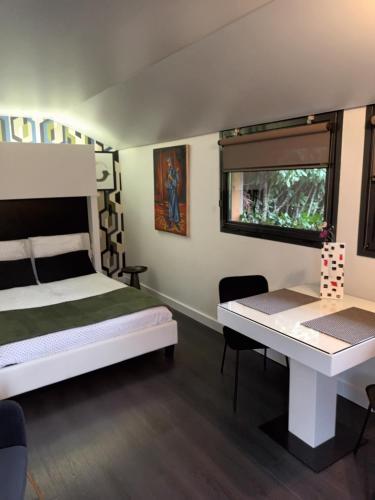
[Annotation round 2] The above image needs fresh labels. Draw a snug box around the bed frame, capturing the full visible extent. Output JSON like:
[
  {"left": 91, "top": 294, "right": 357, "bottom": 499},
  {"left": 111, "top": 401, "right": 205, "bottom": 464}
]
[
  {"left": 0, "top": 321, "right": 177, "bottom": 399},
  {"left": 0, "top": 159, "right": 177, "bottom": 399}
]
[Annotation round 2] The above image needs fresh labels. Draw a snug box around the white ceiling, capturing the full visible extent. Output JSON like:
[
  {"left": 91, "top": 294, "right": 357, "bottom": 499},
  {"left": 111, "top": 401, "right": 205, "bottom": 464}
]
[{"left": 1, "top": 0, "right": 375, "bottom": 148}]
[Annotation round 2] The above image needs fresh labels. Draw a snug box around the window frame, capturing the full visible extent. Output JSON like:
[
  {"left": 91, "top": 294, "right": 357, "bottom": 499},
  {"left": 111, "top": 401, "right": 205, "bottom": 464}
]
[
  {"left": 358, "top": 104, "right": 375, "bottom": 258},
  {"left": 219, "top": 111, "right": 343, "bottom": 248}
]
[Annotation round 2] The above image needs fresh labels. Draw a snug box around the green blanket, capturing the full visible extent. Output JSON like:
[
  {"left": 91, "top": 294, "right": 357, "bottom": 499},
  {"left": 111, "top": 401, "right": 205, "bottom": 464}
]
[{"left": 0, "top": 287, "right": 164, "bottom": 347}]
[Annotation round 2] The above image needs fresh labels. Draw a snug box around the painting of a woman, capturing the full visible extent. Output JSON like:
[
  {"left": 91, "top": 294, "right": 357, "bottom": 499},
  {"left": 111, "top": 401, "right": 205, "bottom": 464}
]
[
  {"left": 153, "top": 145, "right": 188, "bottom": 235},
  {"left": 166, "top": 157, "right": 180, "bottom": 229}
]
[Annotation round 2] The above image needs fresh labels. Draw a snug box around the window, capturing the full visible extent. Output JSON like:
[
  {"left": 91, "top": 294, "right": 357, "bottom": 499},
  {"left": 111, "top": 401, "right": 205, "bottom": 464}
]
[
  {"left": 358, "top": 105, "right": 375, "bottom": 257},
  {"left": 220, "top": 112, "right": 343, "bottom": 247}
]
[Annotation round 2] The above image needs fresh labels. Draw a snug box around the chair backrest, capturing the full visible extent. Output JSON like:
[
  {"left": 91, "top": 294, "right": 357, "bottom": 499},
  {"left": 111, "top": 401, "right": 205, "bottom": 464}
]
[{"left": 219, "top": 275, "right": 268, "bottom": 303}]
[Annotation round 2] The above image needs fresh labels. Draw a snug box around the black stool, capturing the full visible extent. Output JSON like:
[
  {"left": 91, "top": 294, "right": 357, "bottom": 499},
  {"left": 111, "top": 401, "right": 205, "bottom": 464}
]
[
  {"left": 354, "top": 384, "right": 375, "bottom": 454},
  {"left": 123, "top": 266, "right": 148, "bottom": 289}
]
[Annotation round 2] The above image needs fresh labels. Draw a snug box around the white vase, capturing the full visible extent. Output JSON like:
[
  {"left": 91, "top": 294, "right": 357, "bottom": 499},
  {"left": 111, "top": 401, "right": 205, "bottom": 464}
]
[{"left": 320, "top": 242, "right": 345, "bottom": 299}]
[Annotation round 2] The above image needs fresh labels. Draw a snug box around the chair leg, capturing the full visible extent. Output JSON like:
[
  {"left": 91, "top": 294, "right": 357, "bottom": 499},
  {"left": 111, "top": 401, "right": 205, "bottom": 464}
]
[
  {"left": 263, "top": 347, "right": 268, "bottom": 371},
  {"left": 233, "top": 350, "right": 240, "bottom": 413},
  {"left": 221, "top": 341, "right": 227, "bottom": 374},
  {"left": 354, "top": 403, "right": 372, "bottom": 454}
]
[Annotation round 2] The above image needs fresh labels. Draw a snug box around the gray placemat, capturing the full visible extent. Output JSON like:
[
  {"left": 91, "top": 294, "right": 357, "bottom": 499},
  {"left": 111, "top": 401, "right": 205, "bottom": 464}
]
[
  {"left": 302, "top": 307, "right": 375, "bottom": 345},
  {"left": 236, "top": 288, "right": 320, "bottom": 315}
]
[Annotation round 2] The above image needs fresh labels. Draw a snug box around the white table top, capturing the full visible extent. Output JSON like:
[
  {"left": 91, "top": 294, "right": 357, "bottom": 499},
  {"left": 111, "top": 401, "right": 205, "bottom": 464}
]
[{"left": 218, "top": 285, "right": 375, "bottom": 355}]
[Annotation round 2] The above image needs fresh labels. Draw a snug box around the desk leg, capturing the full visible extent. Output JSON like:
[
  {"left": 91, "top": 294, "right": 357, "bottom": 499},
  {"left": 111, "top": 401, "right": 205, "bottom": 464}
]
[
  {"left": 289, "top": 359, "right": 337, "bottom": 447},
  {"left": 260, "top": 360, "right": 360, "bottom": 471}
]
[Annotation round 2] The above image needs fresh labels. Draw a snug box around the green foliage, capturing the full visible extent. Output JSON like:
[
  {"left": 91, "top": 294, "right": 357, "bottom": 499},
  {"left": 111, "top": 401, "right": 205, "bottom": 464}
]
[{"left": 236, "top": 168, "right": 326, "bottom": 231}]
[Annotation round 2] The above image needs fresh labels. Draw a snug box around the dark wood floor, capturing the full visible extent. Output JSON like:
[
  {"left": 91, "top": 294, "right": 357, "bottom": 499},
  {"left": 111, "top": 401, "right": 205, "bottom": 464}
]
[{"left": 17, "top": 311, "right": 374, "bottom": 500}]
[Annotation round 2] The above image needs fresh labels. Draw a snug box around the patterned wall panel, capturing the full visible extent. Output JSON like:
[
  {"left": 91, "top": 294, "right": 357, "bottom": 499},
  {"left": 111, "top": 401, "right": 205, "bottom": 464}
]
[
  {"left": 98, "top": 153, "right": 125, "bottom": 279},
  {"left": 11, "top": 117, "right": 37, "bottom": 142},
  {"left": 0, "top": 115, "right": 125, "bottom": 278},
  {"left": 0, "top": 116, "right": 11, "bottom": 142}
]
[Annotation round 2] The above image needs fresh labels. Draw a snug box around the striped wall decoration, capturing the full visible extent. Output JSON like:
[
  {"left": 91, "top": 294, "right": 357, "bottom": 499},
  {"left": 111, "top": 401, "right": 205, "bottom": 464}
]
[{"left": 0, "top": 115, "right": 125, "bottom": 279}]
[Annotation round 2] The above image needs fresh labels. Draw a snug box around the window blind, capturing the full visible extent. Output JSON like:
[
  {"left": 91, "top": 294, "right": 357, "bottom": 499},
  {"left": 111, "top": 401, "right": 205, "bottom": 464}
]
[{"left": 219, "top": 122, "right": 331, "bottom": 172}]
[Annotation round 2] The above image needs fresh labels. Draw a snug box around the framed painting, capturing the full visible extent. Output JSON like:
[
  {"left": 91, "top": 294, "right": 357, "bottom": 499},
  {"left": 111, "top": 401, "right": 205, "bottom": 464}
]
[
  {"left": 95, "top": 152, "right": 115, "bottom": 190},
  {"left": 153, "top": 145, "right": 189, "bottom": 236}
]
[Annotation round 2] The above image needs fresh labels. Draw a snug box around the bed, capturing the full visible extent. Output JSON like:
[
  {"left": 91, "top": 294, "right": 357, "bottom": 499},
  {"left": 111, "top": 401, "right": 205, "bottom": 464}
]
[
  {"left": 0, "top": 216, "right": 177, "bottom": 400},
  {"left": 0, "top": 272, "right": 174, "bottom": 368},
  {"left": 0, "top": 144, "right": 177, "bottom": 399},
  {"left": 0, "top": 234, "right": 177, "bottom": 399}
]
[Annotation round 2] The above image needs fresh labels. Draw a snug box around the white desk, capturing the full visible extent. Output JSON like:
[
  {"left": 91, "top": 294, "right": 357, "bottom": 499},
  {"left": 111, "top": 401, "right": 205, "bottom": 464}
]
[{"left": 217, "top": 285, "right": 375, "bottom": 469}]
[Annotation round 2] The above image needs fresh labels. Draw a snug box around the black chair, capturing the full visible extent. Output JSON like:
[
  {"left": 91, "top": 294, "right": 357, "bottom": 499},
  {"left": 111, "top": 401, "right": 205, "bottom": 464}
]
[
  {"left": 0, "top": 400, "right": 27, "bottom": 500},
  {"left": 219, "top": 275, "right": 270, "bottom": 412},
  {"left": 354, "top": 384, "right": 375, "bottom": 454}
]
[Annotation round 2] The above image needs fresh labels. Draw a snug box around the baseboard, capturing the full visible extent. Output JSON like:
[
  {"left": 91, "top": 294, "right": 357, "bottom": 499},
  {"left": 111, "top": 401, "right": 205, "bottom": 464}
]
[
  {"left": 140, "top": 282, "right": 222, "bottom": 333},
  {"left": 140, "top": 282, "right": 367, "bottom": 409},
  {"left": 337, "top": 379, "right": 368, "bottom": 408}
]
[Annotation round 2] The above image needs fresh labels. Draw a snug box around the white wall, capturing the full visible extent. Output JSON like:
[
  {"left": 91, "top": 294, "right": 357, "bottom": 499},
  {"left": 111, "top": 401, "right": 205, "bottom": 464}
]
[
  {"left": 335, "top": 108, "right": 375, "bottom": 403},
  {"left": 120, "top": 107, "right": 374, "bottom": 407}
]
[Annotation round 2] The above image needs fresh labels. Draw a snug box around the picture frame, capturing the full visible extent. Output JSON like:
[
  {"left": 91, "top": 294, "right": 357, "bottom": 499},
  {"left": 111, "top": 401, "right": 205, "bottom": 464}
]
[{"left": 95, "top": 152, "right": 115, "bottom": 191}]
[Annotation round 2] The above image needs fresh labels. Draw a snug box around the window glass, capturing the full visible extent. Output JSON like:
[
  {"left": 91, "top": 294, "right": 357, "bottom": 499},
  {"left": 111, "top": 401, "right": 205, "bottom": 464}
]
[{"left": 227, "top": 168, "right": 327, "bottom": 230}]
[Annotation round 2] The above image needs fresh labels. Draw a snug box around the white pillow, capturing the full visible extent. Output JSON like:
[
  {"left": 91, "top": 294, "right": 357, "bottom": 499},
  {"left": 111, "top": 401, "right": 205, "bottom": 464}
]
[
  {"left": 29, "top": 233, "right": 91, "bottom": 259},
  {"left": 0, "top": 239, "right": 31, "bottom": 261}
]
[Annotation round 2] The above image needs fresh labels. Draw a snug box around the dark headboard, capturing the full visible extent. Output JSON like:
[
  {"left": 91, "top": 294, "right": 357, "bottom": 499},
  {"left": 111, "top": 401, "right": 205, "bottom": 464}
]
[{"left": 0, "top": 197, "right": 89, "bottom": 241}]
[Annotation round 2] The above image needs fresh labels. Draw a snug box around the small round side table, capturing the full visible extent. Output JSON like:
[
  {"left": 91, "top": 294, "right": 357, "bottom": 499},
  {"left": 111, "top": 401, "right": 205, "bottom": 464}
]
[{"left": 123, "top": 266, "right": 148, "bottom": 289}]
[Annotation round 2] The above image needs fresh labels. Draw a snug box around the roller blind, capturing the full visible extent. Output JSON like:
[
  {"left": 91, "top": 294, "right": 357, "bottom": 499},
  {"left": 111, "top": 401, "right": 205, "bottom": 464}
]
[{"left": 219, "top": 122, "right": 331, "bottom": 172}]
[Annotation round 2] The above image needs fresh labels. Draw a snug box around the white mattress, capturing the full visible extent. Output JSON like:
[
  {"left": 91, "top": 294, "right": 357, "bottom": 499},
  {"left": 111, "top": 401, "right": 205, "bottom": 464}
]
[{"left": 0, "top": 273, "right": 172, "bottom": 368}]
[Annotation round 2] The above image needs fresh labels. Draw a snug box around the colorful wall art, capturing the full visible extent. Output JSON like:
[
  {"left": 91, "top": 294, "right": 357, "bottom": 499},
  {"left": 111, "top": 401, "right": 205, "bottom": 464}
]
[{"left": 153, "top": 145, "right": 189, "bottom": 236}]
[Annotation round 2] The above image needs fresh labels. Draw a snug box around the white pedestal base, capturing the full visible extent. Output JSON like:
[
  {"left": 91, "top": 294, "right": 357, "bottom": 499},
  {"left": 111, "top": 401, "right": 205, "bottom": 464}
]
[{"left": 288, "top": 359, "right": 337, "bottom": 447}]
